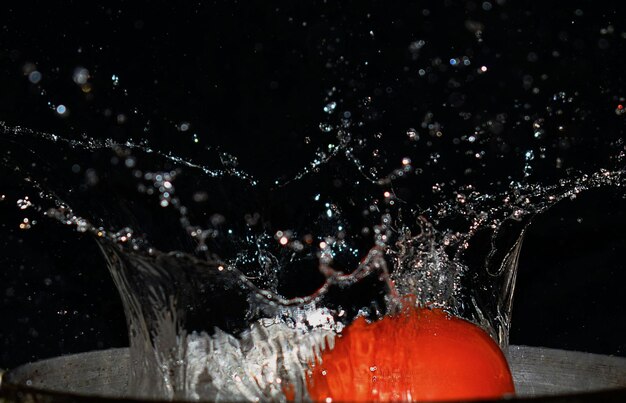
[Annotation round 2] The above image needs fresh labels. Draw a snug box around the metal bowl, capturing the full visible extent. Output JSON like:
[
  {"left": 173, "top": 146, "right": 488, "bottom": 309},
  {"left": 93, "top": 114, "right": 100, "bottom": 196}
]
[{"left": 1, "top": 345, "right": 626, "bottom": 402}]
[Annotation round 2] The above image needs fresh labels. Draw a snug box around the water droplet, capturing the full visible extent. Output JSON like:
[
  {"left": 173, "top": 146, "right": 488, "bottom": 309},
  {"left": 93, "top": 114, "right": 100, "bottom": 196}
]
[
  {"left": 19, "top": 217, "right": 31, "bottom": 230},
  {"left": 323, "top": 101, "right": 337, "bottom": 114},
  {"left": 17, "top": 197, "right": 32, "bottom": 210},
  {"left": 55, "top": 105, "right": 68, "bottom": 115},
  {"left": 72, "top": 67, "right": 89, "bottom": 85},
  {"left": 125, "top": 157, "right": 136, "bottom": 168},
  {"left": 28, "top": 71, "right": 42, "bottom": 84},
  {"left": 408, "top": 40, "right": 426, "bottom": 53},
  {"left": 407, "top": 128, "right": 419, "bottom": 141},
  {"left": 319, "top": 122, "right": 333, "bottom": 133}
]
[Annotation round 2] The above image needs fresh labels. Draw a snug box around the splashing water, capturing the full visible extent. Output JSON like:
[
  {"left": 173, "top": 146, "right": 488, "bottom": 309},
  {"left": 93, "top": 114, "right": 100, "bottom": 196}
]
[
  {"left": 2, "top": 2, "right": 626, "bottom": 401},
  {"left": 2, "top": 115, "right": 624, "bottom": 400}
]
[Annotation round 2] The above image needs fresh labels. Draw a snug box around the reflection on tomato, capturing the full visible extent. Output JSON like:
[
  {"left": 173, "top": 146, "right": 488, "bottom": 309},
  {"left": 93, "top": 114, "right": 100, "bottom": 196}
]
[{"left": 306, "top": 303, "right": 515, "bottom": 402}]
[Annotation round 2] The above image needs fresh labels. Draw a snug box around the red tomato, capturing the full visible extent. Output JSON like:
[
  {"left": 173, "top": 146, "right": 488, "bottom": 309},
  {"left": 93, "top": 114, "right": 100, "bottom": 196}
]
[{"left": 306, "top": 303, "right": 515, "bottom": 402}]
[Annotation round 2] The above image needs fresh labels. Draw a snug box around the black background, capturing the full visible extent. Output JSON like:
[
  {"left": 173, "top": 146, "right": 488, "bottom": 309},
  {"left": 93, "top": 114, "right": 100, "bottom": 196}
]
[{"left": 1, "top": 1, "right": 625, "bottom": 369}]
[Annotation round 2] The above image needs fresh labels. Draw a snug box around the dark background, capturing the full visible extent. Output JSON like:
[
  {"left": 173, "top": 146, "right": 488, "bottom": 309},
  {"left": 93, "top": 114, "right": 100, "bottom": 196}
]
[{"left": 1, "top": 1, "right": 625, "bottom": 369}]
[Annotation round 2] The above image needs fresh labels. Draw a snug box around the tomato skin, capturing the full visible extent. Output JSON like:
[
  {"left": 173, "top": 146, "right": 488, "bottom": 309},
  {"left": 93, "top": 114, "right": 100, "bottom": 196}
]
[{"left": 307, "top": 306, "right": 515, "bottom": 402}]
